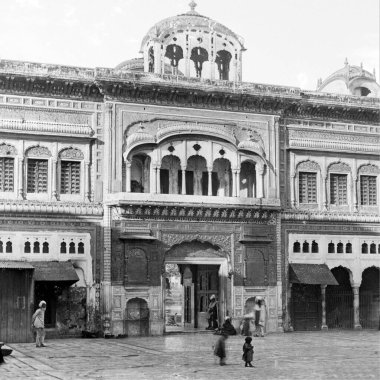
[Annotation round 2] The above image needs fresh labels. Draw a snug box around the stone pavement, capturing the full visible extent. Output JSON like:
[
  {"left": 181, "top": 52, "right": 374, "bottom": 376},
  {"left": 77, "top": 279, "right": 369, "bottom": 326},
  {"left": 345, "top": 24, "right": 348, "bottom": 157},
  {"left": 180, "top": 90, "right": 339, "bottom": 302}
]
[{"left": 1, "top": 330, "right": 379, "bottom": 380}]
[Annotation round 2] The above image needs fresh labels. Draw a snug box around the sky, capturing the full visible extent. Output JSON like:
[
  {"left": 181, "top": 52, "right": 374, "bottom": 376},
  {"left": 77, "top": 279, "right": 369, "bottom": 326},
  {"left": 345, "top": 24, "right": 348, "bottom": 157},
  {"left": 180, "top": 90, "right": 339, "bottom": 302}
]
[{"left": 0, "top": 0, "right": 378, "bottom": 90}]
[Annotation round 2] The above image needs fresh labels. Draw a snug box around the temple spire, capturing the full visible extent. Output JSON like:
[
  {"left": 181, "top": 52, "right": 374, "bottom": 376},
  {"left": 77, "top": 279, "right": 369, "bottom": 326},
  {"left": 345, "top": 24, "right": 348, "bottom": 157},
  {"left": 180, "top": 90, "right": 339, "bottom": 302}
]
[{"left": 189, "top": 1, "right": 197, "bottom": 12}]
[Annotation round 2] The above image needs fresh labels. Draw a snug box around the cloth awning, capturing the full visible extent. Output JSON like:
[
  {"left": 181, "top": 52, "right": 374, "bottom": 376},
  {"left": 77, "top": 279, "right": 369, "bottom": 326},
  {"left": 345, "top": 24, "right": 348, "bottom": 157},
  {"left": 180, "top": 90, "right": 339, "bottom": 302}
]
[
  {"left": 289, "top": 263, "right": 338, "bottom": 285},
  {"left": 0, "top": 261, "right": 34, "bottom": 269},
  {"left": 119, "top": 234, "right": 157, "bottom": 241},
  {"left": 32, "top": 261, "right": 79, "bottom": 284}
]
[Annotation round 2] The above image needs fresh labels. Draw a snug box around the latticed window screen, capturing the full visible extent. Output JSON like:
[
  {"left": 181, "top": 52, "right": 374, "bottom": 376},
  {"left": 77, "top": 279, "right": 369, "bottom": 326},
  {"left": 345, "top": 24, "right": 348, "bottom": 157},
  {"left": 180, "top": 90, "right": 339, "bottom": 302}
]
[
  {"left": 27, "top": 159, "right": 48, "bottom": 193},
  {"left": 60, "top": 161, "right": 81, "bottom": 194},
  {"left": 298, "top": 172, "right": 317, "bottom": 203},
  {"left": 330, "top": 174, "right": 347, "bottom": 205},
  {"left": 0, "top": 157, "right": 15, "bottom": 192},
  {"left": 360, "top": 176, "right": 377, "bottom": 205}
]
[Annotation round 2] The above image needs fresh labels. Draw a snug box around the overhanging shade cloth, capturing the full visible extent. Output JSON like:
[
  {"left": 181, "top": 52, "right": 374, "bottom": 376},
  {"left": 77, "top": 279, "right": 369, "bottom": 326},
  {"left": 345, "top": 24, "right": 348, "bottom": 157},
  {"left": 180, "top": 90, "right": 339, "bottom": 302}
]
[
  {"left": 289, "top": 263, "right": 338, "bottom": 285},
  {"left": 32, "top": 261, "right": 79, "bottom": 284},
  {"left": 0, "top": 261, "right": 34, "bottom": 269}
]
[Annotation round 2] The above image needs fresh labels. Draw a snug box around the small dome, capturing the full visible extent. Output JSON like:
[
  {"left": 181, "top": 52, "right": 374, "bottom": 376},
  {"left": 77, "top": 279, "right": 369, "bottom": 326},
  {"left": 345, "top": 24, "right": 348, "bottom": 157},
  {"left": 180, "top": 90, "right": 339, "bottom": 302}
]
[
  {"left": 317, "top": 60, "right": 380, "bottom": 97},
  {"left": 126, "top": 124, "right": 155, "bottom": 151}
]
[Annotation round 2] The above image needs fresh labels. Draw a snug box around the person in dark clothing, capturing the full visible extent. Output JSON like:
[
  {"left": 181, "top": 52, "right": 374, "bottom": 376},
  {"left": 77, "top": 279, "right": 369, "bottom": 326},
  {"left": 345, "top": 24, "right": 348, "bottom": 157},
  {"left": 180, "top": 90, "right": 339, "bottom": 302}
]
[
  {"left": 206, "top": 294, "right": 218, "bottom": 330},
  {"left": 221, "top": 316, "right": 236, "bottom": 335},
  {"left": 214, "top": 332, "right": 228, "bottom": 365},
  {"left": 242, "top": 336, "right": 254, "bottom": 367}
]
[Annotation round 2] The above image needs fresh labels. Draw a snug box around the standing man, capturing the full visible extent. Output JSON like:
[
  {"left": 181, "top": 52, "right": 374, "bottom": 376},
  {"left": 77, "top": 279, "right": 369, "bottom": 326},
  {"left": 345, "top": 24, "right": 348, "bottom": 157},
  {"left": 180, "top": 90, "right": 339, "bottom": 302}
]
[
  {"left": 206, "top": 294, "right": 218, "bottom": 330},
  {"left": 32, "top": 301, "right": 47, "bottom": 347}
]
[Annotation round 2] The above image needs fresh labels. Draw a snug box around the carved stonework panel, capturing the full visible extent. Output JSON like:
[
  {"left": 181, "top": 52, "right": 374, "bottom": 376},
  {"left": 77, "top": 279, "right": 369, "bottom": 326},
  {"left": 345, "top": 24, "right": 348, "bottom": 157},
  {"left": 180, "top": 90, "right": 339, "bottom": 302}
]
[
  {"left": 328, "top": 162, "right": 351, "bottom": 173},
  {"left": 358, "top": 164, "right": 380, "bottom": 175},
  {"left": 125, "top": 248, "right": 149, "bottom": 285},
  {"left": 0, "top": 143, "right": 17, "bottom": 156},
  {"left": 297, "top": 160, "right": 320, "bottom": 172},
  {"left": 26, "top": 146, "right": 51, "bottom": 157},
  {"left": 59, "top": 147, "right": 84, "bottom": 160},
  {"left": 166, "top": 240, "right": 225, "bottom": 259}
]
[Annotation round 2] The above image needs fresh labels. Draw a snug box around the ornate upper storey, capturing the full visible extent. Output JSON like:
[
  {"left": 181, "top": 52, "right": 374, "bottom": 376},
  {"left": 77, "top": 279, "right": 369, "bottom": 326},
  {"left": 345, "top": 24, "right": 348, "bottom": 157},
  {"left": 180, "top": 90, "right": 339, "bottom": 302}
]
[
  {"left": 138, "top": 1, "right": 245, "bottom": 81},
  {"left": 317, "top": 60, "right": 380, "bottom": 97}
]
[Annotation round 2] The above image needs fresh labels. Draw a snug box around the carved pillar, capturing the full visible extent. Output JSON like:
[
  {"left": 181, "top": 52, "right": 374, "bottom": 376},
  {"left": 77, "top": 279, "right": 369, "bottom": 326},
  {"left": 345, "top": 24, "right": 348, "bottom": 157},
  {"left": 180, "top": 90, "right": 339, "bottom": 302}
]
[
  {"left": 257, "top": 165, "right": 264, "bottom": 198},
  {"left": 181, "top": 166, "right": 186, "bottom": 195},
  {"left": 236, "top": 170, "right": 241, "bottom": 197},
  {"left": 17, "top": 157, "right": 24, "bottom": 200},
  {"left": 156, "top": 166, "right": 161, "bottom": 194},
  {"left": 102, "top": 205, "right": 112, "bottom": 335},
  {"left": 104, "top": 103, "right": 113, "bottom": 194},
  {"left": 152, "top": 165, "right": 157, "bottom": 194},
  {"left": 84, "top": 161, "right": 90, "bottom": 201},
  {"left": 353, "top": 175, "right": 358, "bottom": 212},
  {"left": 51, "top": 159, "right": 57, "bottom": 201},
  {"left": 125, "top": 160, "right": 131, "bottom": 193},
  {"left": 232, "top": 170, "right": 237, "bottom": 197},
  {"left": 321, "top": 285, "right": 328, "bottom": 330},
  {"left": 353, "top": 286, "right": 362, "bottom": 329},
  {"left": 290, "top": 174, "right": 296, "bottom": 207},
  {"left": 322, "top": 175, "right": 328, "bottom": 211},
  {"left": 287, "top": 283, "right": 294, "bottom": 331},
  {"left": 207, "top": 167, "right": 212, "bottom": 196}
]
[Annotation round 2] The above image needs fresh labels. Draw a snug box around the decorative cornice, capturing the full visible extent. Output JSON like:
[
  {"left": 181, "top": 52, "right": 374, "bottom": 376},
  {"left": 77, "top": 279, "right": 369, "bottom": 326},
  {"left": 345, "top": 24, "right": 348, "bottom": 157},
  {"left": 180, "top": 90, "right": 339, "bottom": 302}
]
[
  {"left": 281, "top": 210, "right": 380, "bottom": 223},
  {"left": 0, "top": 200, "right": 103, "bottom": 216},
  {"left": 0, "top": 119, "right": 94, "bottom": 138},
  {"left": 112, "top": 204, "right": 278, "bottom": 224}
]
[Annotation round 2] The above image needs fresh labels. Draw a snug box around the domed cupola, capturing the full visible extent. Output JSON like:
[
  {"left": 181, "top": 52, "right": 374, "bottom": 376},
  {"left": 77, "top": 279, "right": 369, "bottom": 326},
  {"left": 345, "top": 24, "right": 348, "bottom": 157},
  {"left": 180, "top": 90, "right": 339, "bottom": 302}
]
[
  {"left": 317, "top": 59, "right": 380, "bottom": 97},
  {"left": 140, "top": 1, "right": 245, "bottom": 81}
]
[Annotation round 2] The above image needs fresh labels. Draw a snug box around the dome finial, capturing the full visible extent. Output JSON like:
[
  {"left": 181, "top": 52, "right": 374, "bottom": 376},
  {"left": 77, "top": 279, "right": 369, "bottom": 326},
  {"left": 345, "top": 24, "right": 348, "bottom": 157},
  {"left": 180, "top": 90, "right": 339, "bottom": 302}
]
[
  {"left": 189, "top": 0, "right": 197, "bottom": 12},
  {"left": 344, "top": 57, "right": 348, "bottom": 66}
]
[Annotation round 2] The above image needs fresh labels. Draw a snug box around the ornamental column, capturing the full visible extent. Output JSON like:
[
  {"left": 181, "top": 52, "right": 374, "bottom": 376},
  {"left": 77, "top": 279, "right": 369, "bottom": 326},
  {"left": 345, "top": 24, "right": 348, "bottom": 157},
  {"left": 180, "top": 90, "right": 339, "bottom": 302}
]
[
  {"left": 322, "top": 175, "right": 328, "bottom": 211},
  {"left": 353, "top": 285, "right": 362, "bottom": 329},
  {"left": 51, "top": 159, "right": 57, "bottom": 201},
  {"left": 102, "top": 205, "right": 112, "bottom": 336},
  {"left": 125, "top": 160, "right": 131, "bottom": 193},
  {"left": 321, "top": 285, "right": 328, "bottom": 330},
  {"left": 17, "top": 157, "right": 24, "bottom": 200},
  {"left": 232, "top": 170, "right": 237, "bottom": 197},
  {"left": 236, "top": 170, "right": 241, "bottom": 197},
  {"left": 287, "top": 283, "right": 294, "bottom": 331},
  {"left": 156, "top": 166, "right": 161, "bottom": 194},
  {"left": 181, "top": 166, "right": 187, "bottom": 195},
  {"left": 256, "top": 165, "right": 264, "bottom": 198},
  {"left": 151, "top": 165, "right": 157, "bottom": 194},
  {"left": 84, "top": 161, "right": 91, "bottom": 201},
  {"left": 353, "top": 175, "right": 358, "bottom": 212},
  {"left": 207, "top": 167, "right": 212, "bottom": 196}
]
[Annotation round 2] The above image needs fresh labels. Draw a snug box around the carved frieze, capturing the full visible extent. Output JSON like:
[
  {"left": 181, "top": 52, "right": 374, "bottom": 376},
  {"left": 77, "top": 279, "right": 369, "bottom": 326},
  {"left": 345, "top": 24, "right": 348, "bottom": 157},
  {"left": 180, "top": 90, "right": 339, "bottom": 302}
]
[
  {"left": 26, "top": 146, "right": 51, "bottom": 157},
  {"left": 297, "top": 160, "right": 320, "bottom": 172},
  {"left": 59, "top": 147, "right": 84, "bottom": 160},
  {"left": 328, "top": 162, "right": 351, "bottom": 173},
  {"left": 0, "top": 143, "right": 16, "bottom": 156},
  {"left": 358, "top": 164, "right": 380, "bottom": 175}
]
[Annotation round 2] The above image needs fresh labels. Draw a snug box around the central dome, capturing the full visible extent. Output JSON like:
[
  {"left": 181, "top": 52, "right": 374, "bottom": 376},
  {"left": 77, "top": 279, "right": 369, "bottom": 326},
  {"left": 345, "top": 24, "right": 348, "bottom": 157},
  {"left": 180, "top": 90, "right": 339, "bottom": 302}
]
[{"left": 139, "top": 1, "right": 245, "bottom": 81}]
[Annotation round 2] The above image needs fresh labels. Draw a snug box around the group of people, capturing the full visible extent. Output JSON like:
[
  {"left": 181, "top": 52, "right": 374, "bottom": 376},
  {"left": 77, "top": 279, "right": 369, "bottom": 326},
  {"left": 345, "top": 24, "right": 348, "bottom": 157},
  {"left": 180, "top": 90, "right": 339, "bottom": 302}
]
[{"left": 209, "top": 295, "right": 267, "bottom": 367}]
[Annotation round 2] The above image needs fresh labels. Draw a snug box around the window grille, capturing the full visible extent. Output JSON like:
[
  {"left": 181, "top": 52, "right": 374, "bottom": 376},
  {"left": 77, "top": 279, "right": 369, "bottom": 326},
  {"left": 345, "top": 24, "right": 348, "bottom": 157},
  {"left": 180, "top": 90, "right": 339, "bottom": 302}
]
[
  {"left": 360, "top": 176, "right": 377, "bottom": 205},
  {"left": 362, "top": 243, "right": 368, "bottom": 254},
  {"left": 0, "top": 157, "right": 14, "bottom": 192},
  {"left": 33, "top": 241, "right": 40, "bottom": 253},
  {"left": 42, "top": 242, "right": 49, "bottom": 254},
  {"left": 60, "top": 161, "right": 81, "bottom": 194},
  {"left": 330, "top": 174, "right": 347, "bottom": 205},
  {"left": 5, "top": 241, "right": 12, "bottom": 253},
  {"left": 60, "top": 242, "right": 67, "bottom": 254},
  {"left": 24, "top": 241, "right": 31, "bottom": 253},
  {"left": 299, "top": 172, "right": 317, "bottom": 203},
  {"left": 27, "top": 159, "right": 48, "bottom": 193},
  {"left": 346, "top": 243, "right": 352, "bottom": 253}
]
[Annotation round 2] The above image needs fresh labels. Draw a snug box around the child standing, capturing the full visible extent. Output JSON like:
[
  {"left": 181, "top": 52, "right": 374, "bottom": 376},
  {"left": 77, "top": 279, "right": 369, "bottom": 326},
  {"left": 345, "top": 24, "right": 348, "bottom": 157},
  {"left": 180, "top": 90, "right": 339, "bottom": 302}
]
[
  {"left": 242, "top": 336, "right": 254, "bottom": 367},
  {"left": 214, "top": 332, "right": 228, "bottom": 365}
]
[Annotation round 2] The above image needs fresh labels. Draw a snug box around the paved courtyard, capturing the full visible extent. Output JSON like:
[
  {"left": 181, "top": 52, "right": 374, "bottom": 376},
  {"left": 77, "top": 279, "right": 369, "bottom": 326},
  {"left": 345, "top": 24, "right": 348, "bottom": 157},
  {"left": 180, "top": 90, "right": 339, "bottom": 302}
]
[{"left": 1, "top": 330, "right": 379, "bottom": 380}]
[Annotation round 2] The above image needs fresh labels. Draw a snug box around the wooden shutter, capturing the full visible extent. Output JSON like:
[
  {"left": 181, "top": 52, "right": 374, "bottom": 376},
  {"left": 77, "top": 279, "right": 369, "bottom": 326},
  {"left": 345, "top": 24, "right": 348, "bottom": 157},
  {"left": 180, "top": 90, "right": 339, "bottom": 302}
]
[
  {"left": 299, "top": 172, "right": 317, "bottom": 203},
  {"left": 330, "top": 174, "right": 347, "bottom": 205},
  {"left": 27, "top": 159, "right": 48, "bottom": 193},
  {"left": 360, "top": 176, "right": 377, "bottom": 206},
  {"left": 60, "top": 161, "right": 81, "bottom": 194},
  {"left": 0, "top": 157, "right": 14, "bottom": 192}
]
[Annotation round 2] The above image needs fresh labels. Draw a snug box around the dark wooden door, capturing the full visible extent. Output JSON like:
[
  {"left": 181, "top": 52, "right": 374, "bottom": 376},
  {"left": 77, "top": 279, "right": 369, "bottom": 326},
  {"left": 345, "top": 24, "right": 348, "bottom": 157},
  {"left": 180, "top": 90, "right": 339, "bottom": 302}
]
[
  {"left": 197, "top": 265, "right": 219, "bottom": 328},
  {"left": 0, "top": 269, "right": 33, "bottom": 343}
]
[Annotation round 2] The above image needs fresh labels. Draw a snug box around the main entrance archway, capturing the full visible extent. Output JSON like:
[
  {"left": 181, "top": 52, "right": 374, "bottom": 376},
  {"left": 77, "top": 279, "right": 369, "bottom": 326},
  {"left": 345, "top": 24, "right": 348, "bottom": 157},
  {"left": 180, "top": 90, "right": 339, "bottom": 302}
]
[{"left": 163, "top": 240, "right": 229, "bottom": 332}]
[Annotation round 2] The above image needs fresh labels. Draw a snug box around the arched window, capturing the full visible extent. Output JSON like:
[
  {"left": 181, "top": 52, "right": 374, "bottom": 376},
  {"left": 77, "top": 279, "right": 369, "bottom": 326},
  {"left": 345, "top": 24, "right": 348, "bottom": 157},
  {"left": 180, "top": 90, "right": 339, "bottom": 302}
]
[
  {"left": 370, "top": 243, "right": 376, "bottom": 254},
  {"left": 0, "top": 240, "right": 3, "bottom": 253},
  {"left": 60, "top": 242, "right": 67, "bottom": 254},
  {"left": 362, "top": 243, "right": 368, "bottom": 254},
  {"left": 346, "top": 243, "right": 352, "bottom": 254},
  {"left": 328, "top": 242, "right": 335, "bottom": 253},
  {"left": 302, "top": 241, "right": 309, "bottom": 253},
  {"left": 42, "top": 242, "right": 49, "bottom": 254},
  {"left": 337, "top": 242, "right": 344, "bottom": 254},
  {"left": 78, "top": 242, "right": 84, "bottom": 254},
  {"left": 5, "top": 241, "right": 12, "bottom": 253},
  {"left": 24, "top": 241, "right": 31, "bottom": 253},
  {"left": 293, "top": 241, "right": 301, "bottom": 253},
  {"left": 69, "top": 242, "right": 75, "bottom": 254},
  {"left": 311, "top": 241, "right": 319, "bottom": 253},
  {"left": 33, "top": 241, "right": 40, "bottom": 253},
  {"left": 378, "top": 244, "right": 380, "bottom": 254}
]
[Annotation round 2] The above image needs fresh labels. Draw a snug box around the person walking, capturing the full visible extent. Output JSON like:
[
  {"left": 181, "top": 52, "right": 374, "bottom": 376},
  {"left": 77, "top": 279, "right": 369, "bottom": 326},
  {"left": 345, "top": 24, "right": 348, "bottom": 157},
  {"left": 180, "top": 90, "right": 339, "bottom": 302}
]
[
  {"left": 242, "top": 336, "right": 254, "bottom": 367},
  {"left": 213, "top": 332, "right": 228, "bottom": 365},
  {"left": 206, "top": 295, "right": 218, "bottom": 330},
  {"left": 257, "top": 298, "right": 267, "bottom": 337},
  {"left": 32, "top": 301, "right": 47, "bottom": 348}
]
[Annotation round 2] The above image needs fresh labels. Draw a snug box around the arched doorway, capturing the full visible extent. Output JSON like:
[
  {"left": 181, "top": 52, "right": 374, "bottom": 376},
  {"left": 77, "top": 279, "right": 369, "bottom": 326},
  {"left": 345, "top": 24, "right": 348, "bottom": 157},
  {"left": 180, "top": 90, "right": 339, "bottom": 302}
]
[
  {"left": 125, "top": 298, "right": 149, "bottom": 336},
  {"left": 326, "top": 267, "right": 353, "bottom": 329},
  {"left": 360, "top": 267, "right": 380, "bottom": 329},
  {"left": 164, "top": 240, "right": 229, "bottom": 332}
]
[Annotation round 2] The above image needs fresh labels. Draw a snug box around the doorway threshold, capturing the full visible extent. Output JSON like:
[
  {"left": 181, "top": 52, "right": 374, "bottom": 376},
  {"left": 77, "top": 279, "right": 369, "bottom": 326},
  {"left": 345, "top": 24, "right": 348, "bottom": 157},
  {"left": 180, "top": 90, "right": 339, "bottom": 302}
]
[{"left": 164, "top": 326, "right": 216, "bottom": 335}]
